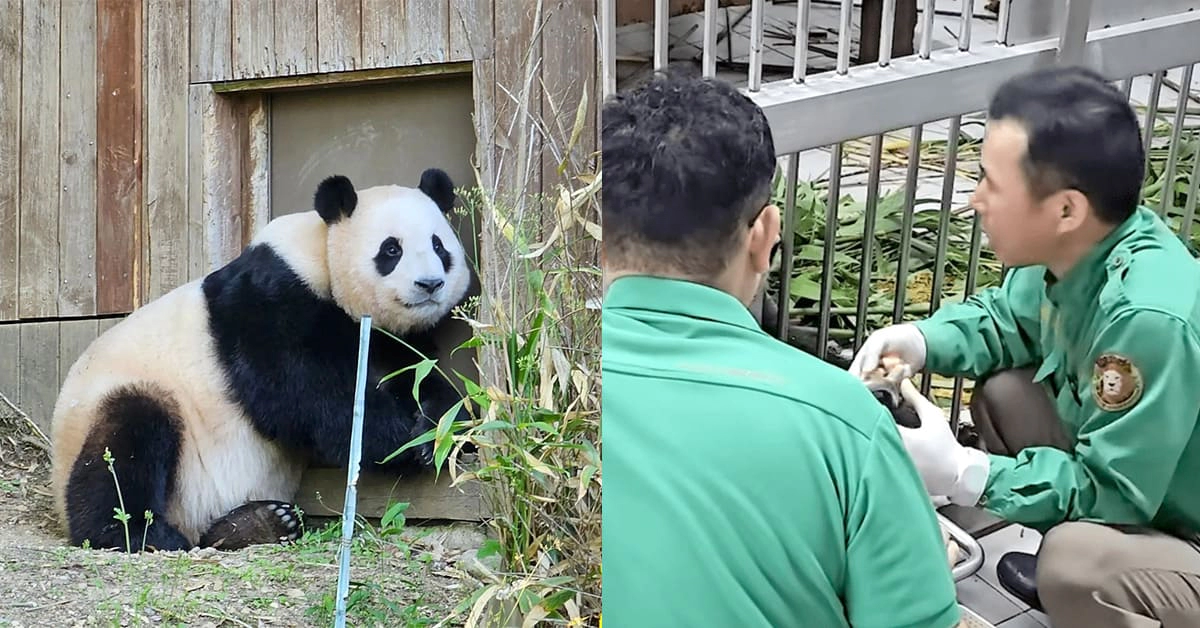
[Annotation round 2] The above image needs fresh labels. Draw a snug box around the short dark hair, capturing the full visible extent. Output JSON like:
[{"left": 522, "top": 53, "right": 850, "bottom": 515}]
[
  {"left": 601, "top": 68, "right": 777, "bottom": 279},
  {"left": 987, "top": 65, "right": 1145, "bottom": 224}
]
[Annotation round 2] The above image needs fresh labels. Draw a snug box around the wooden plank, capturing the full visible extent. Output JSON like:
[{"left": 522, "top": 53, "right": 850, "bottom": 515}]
[
  {"left": 97, "top": 0, "right": 143, "bottom": 315},
  {"left": 463, "top": 0, "right": 496, "bottom": 67},
  {"left": 190, "top": 0, "right": 233, "bottom": 82},
  {"left": 294, "top": 467, "right": 489, "bottom": 521},
  {"left": 404, "top": 0, "right": 449, "bottom": 65},
  {"left": 541, "top": 0, "right": 598, "bottom": 188},
  {"left": 58, "top": 0, "right": 99, "bottom": 318},
  {"left": 0, "top": 0, "right": 20, "bottom": 321},
  {"left": 274, "top": 0, "right": 318, "bottom": 75},
  {"left": 316, "top": 0, "right": 361, "bottom": 72},
  {"left": 97, "top": 316, "right": 123, "bottom": 336},
  {"left": 360, "top": 0, "right": 403, "bottom": 69},
  {"left": 211, "top": 62, "right": 471, "bottom": 93},
  {"left": 57, "top": 319, "right": 98, "bottom": 388},
  {"left": 242, "top": 96, "right": 271, "bottom": 245},
  {"left": 0, "top": 325, "right": 19, "bottom": 405},
  {"left": 201, "top": 91, "right": 246, "bottom": 268},
  {"left": 187, "top": 85, "right": 207, "bottom": 281},
  {"left": 492, "top": 0, "right": 542, "bottom": 208},
  {"left": 145, "top": 0, "right": 191, "bottom": 302},
  {"left": 232, "top": 0, "right": 275, "bottom": 79},
  {"left": 17, "top": 321, "right": 59, "bottom": 433},
  {"left": 18, "top": 0, "right": 60, "bottom": 319}
]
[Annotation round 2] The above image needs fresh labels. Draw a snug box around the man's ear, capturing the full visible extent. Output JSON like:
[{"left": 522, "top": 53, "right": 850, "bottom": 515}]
[
  {"left": 1054, "top": 188, "right": 1090, "bottom": 234},
  {"left": 748, "top": 204, "right": 781, "bottom": 275}
]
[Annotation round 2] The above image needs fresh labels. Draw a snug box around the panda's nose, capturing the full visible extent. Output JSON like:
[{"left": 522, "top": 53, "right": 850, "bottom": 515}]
[{"left": 415, "top": 278, "right": 444, "bottom": 294}]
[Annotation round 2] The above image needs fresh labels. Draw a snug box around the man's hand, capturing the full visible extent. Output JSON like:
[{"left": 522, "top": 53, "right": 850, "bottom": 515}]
[
  {"left": 849, "top": 323, "right": 928, "bottom": 379},
  {"left": 896, "top": 379, "right": 990, "bottom": 507}
]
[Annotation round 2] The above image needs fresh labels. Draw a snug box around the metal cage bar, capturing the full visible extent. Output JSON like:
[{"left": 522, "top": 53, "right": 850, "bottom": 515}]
[
  {"left": 893, "top": 124, "right": 924, "bottom": 324},
  {"left": 654, "top": 0, "right": 670, "bottom": 69},
  {"left": 748, "top": 0, "right": 766, "bottom": 91},
  {"left": 919, "top": 0, "right": 936, "bottom": 59},
  {"left": 794, "top": 0, "right": 812, "bottom": 83},
  {"left": 1160, "top": 64, "right": 1195, "bottom": 217},
  {"left": 817, "top": 144, "right": 845, "bottom": 354},
  {"left": 854, "top": 135, "right": 887, "bottom": 352},
  {"left": 1056, "top": 0, "right": 1094, "bottom": 66},
  {"left": 703, "top": 0, "right": 719, "bottom": 78},
  {"left": 878, "top": 0, "right": 898, "bottom": 67},
  {"left": 1184, "top": 133, "right": 1200, "bottom": 242},
  {"left": 778, "top": 154, "right": 800, "bottom": 339},
  {"left": 600, "top": 0, "right": 616, "bottom": 97},
  {"left": 1143, "top": 70, "right": 1166, "bottom": 179},
  {"left": 837, "top": 0, "right": 854, "bottom": 75}
]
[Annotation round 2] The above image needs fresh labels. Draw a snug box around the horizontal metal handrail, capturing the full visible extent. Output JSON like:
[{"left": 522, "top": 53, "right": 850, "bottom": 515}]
[{"left": 748, "top": 10, "right": 1200, "bottom": 155}]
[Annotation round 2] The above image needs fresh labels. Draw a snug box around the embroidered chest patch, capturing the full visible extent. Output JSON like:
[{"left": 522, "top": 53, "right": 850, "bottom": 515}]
[{"left": 1092, "top": 353, "right": 1143, "bottom": 412}]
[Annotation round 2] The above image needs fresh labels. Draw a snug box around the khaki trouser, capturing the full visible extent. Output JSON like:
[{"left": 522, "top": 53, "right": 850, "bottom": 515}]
[{"left": 969, "top": 368, "right": 1200, "bottom": 628}]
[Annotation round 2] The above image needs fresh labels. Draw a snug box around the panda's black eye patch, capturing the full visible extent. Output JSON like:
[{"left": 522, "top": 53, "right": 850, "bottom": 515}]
[
  {"left": 432, "top": 234, "right": 452, "bottom": 272},
  {"left": 374, "top": 237, "right": 403, "bottom": 276},
  {"left": 379, "top": 237, "right": 402, "bottom": 257}
]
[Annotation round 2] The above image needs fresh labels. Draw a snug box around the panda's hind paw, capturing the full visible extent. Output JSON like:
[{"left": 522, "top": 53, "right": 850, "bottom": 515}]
[{"left": 199, "top": 500, "right": 304, "bottom": 551}]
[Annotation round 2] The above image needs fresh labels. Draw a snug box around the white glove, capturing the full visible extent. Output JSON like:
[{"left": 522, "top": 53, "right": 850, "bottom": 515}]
[
  {"left": 896, "top": 379, "right": 990, "bottom": 507},
  {"left": 849, "top": 323, "right": 928, "bottom": 379}
]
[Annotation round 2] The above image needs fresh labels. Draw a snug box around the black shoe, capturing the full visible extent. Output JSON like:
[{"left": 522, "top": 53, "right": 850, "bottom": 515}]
[{"left": 996, "top": 551, "right": 1043, "bottom": 612}]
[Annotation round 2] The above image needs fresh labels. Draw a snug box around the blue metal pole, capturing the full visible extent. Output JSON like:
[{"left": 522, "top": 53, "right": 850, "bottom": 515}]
[{"left": 335, "top": 315, "right": 372, "bottom": 627}]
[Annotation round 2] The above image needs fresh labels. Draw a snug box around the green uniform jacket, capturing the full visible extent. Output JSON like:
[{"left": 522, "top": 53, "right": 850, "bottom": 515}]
[
  {"left": 602, "top": 276, "right": 960, "bottom": 628},
  {"left": 914, "top": 206, "right": 1200, "bottom": 534}
]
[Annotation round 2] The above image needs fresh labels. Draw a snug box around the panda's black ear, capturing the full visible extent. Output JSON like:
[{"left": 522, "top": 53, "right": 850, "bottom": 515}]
[
  {"left": 418, "top": 168, "right": 456, "bottom": 214},
  {"left": 314, "top": 175, "right": 357, "bottom": 224}
]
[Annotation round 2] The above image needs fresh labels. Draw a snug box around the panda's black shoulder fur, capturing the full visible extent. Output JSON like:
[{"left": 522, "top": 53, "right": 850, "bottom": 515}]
[{"left": 200, "top": 242, "right": 451, "bottom": 471}]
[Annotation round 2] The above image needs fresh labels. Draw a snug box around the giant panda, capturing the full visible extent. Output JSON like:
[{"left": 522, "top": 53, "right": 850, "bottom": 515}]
[{"left": 49, "top": 168, "right": 474, "bottom": 553}]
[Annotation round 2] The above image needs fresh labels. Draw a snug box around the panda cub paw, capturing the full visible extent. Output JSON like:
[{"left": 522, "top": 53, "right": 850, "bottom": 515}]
[{"left": 198, "top": 500, "right": 304, "bottom": 551}]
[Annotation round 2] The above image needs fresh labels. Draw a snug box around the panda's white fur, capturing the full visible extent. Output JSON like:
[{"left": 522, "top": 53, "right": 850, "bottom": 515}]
[{"left": 49, "top": 169, "right": 472, "bottom": 552}]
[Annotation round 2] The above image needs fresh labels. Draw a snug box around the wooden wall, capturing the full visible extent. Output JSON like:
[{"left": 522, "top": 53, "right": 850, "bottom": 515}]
[{"left": 0, "top": 0, "right": 600, "bottom": 428}]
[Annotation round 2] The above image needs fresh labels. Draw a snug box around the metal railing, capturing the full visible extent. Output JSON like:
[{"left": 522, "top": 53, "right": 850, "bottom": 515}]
[{"left": 600, "top": 0, "right": 1200, "bottom": 422}]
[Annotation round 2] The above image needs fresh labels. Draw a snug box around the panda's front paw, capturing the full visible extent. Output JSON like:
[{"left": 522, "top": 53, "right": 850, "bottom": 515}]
[{"left": 414, "top": 440, "right": 436, "bottom": 466}]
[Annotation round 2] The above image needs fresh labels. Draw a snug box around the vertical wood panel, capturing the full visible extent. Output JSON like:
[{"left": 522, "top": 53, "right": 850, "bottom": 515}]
[
  {"left": 541, "top": 0, "right": 597, "bottom": 187},
  {"left": 243, "top": 97, "right": 271, "bottom": 244},
  {"left": 145, "top": 0, "right": 190, "bottom": 301},
  {"left": 405, "top": 0, "right": 449, "bottom": 65},
  {"left": 17, "top": 321, "right": 58, "bottom": 431},
  {"left": 448, "top": 0, "right": 474, "bottom": 61},
  {"left": 0, "top": 0, "right": 20, "bottom": 321},
  {"left": 202, "top": 91, "right": 246, "bottom": 268},
  {"left": 57, "top": 319, "right": 98, "bottom": 388},
  {"left": 274, "top": 0, "right": 318, "bottom": 75},
  {"left": 97, "top": 316, "right": 122, "bottom": 336},
  {"left": 0, "top": 326, "right": 18, "bottom": 404},
  {"left": 233, "top": 0, "right": 275, "bottom": 79},
  {"left": 187, "top": 85, "right": 207, "bottom": 280},
  {"left": 18, "top": 0, "right": 60, "bottom": 319},
  {"left": 59, "top": 0, "right": 98, "bottom": 318},
  {"left": 316, "top": 0, "right": 361, "bottom": 72},
  {"left": 493, "top": 0, "right": 542, "bottom": 207},
  {"left": 96, "top": 0, "right": 143, "bottom": 314},
  {"left": 190, "top": 0, "right": 232, "bottom": 82},
  {"left": 361, "top": 0, "right": 402, "bottom": 68}
]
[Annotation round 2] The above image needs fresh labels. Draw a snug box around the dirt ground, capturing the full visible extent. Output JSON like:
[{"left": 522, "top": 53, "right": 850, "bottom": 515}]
[{"left": 0, "top": 396, "right": 492, "bottom": 627}]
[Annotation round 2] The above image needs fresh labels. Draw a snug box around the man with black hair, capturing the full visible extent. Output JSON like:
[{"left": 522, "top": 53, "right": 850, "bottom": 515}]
[
  {"left": 601, "top": 69, "right": 962, "bottom": 628},
  {"left": 850, "top": 64, "right": 1200, "bottom": 627}
]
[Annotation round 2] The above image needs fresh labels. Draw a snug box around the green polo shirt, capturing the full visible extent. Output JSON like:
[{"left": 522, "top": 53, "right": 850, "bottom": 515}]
[
  {"left": 602, "top": 275, "right": 960, "bottom": 628},
  {"left": 914, "top": 206, "right": 1200, "bottom": 534}
]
